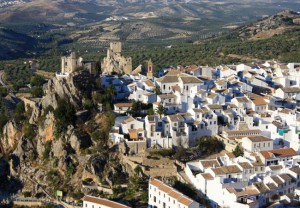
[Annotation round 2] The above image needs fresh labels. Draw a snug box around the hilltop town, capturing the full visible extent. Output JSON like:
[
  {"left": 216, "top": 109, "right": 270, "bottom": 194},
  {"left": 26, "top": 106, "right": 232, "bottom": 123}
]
[
  {"left": 51, "top": 41, "right": 300, "bottom": 208},
  {"left": 2, "top": 41, "right": 300, "bottom": 208}
]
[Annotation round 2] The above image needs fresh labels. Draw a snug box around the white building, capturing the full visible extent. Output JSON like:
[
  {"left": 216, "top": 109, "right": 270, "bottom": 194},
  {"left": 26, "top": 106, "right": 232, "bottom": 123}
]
[
  {"left": 83, "top": 195, "right": 130, "bottom": 208},
  {"left": 148, "top": 178, "right": 200, "bottom": 208}
]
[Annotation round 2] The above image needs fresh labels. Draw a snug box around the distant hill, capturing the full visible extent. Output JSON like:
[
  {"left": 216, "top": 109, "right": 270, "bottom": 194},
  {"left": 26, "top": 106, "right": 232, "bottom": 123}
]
[
  {"left": 1, "top": 1, "right": 300, "bottom": 61},
  {"left": 120, "top": 10, "right": 300, "bottom": 72},
  {"left": 0, "top": 27, "right": 38, "bottom": 59},
  {"left": 237, "top": 10, "right": 300, "bottom": 40}
]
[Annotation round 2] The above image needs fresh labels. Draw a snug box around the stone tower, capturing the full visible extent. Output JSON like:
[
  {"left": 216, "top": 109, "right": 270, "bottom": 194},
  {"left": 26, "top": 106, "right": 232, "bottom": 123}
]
[
  {"left": 61, "top": 52, "right": 83, "bottom": 75},
  {"left": 147, "top": 59, "right": 153, "bottom": 80},
  {"left": 101, "top": 42, "right": 132, "bottom": 75},
  {"left": 110, "top": 42, "right": 122, "bottom": 53}
]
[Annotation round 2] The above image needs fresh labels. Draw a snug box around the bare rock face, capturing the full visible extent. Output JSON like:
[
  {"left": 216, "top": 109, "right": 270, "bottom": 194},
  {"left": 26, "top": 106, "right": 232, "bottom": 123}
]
[
  {"left": 1, "top": 120, "right": 22, "bottom": 153},
  {"left": 52, "top": 137, "right": 65, "bottom": 158},
  {"left": 87, "top": 154, "right": 108, "bottom": 177},
  {"left": 69, "top": 131, "right": 92, "bottom": 155},
  {"left": 38, "top": 112, "right": 55, "bottom": 142},
  {"left": 13, "top": 137, "right": 36, "bottom": 163},
  {"left": 36, "top": 139, "right": 45, "bottom": 159},
  {"left": 29, "top": 103, "right": 41, "bottom": 124},
  {"left": 42, "top": 73, "right": 82, "bottom": 109}
]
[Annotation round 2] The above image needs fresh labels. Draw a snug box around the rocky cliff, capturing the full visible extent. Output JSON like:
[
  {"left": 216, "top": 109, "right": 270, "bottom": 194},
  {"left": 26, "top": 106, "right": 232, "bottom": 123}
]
[
  {"left": 238, "top": 10, "right": 300, "bottom": 39},
  {"left": 0, "top": 70, "right": 131, "bottom": 202}
]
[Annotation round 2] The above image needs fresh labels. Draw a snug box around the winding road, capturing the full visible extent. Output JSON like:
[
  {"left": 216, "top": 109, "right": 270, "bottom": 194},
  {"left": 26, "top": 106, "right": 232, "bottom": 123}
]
[{"left": 0, "top": 71, "right": 7, "bottom": 88}]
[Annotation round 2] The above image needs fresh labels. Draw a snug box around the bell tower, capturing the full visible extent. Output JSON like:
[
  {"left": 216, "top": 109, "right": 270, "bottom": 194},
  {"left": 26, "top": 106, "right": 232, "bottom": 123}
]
[{"left": 147, "top": 59, "right": 153, "bottom": 80}]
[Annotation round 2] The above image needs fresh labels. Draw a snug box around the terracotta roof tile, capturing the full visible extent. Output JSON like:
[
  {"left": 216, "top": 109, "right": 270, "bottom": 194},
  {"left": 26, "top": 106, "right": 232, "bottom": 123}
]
[
  {"left": 115, "top": 103, "right": 133, "bottom": 107},
  {"left": 83, "top": 196, "right": 130, "bottom": 208},
  {"left": 178, "top": 196, "right": 193, "bottom": 206},
  {"left": 260, "top": 148, "right": 297, "bottom": 159}
]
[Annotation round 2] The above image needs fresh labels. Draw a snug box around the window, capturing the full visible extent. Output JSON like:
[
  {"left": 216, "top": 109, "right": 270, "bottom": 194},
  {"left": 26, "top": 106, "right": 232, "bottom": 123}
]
[{"left": 130, "top": 124, "right": 134, "bottom": 129}]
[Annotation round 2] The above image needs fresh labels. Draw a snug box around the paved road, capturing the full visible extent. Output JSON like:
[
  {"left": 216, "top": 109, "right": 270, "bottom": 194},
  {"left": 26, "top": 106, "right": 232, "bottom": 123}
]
[{"left": 0, "top": 71, "right": 7, "bottom": 87}]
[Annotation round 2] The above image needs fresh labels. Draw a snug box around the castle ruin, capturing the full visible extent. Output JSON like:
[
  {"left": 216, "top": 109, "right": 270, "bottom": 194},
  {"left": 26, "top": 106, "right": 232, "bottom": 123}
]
[
  {"left": 57, "top": 52, "right": 95, "bottom": 77},
  {"left": 101, "top": 42, "right": 132, "bottom": 75},
  {"left": 60, "top": 52, "right": 83, "bottom": 75}
]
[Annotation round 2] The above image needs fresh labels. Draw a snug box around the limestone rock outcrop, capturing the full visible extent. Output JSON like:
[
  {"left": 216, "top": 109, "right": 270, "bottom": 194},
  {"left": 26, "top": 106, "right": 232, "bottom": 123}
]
[
  {"left": 13, "top": 137, "right": 36, "bottom": 163},
  {"left": 1, "top": 120, "right": 22, "bottom": 153},
  {"left": 42, "top": 73, "right": 82, "bottom": 109}
]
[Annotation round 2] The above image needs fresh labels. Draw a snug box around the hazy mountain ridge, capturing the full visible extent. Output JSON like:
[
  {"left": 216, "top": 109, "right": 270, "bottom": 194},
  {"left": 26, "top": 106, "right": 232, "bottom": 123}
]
[{"left": 1, "top": 1, "right": 300, "bottom": 60}]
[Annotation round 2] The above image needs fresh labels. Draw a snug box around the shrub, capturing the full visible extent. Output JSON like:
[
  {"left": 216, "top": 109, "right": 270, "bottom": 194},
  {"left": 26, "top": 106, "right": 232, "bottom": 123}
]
[
  {"left": 31, "top": 87, "right": 44, "bottom": 97},
  {"left": 30, "top": 75, "right": 45, "bottom": 87},
  {"left": 13, "top": 101, "right": 26, "bottom": 123},
  {"left": 233, "top": 145, "right": 244, "bottom": 157},
  {"left": 53, "top": 99, "right": 75, "bottom": 137},
  {"left": 198, "top": 136, "right": 224, "bottom": 155},
  {"left": 22, "top": 123, "right": 36, "bottom": 140},
  {"left": 43, "top": 141, "right": 52, "bottom": 160},
  {"left": 23, "top": 191, "right": 31, "bottom": 197}
]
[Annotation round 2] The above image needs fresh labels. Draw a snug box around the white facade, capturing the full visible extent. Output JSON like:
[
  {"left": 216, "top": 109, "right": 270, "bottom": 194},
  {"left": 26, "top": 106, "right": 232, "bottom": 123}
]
[
  {"left": 148, "top": 179, "right": 200, "bottom": 208},
  {"left": 83, "top": 195, "right": 130, "bottom": 208}
]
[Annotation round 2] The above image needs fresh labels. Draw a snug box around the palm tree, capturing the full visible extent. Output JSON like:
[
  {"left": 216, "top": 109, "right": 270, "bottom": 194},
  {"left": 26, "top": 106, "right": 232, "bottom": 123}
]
[{"left": 155, "top": 104, "right": 167, "bottom": 119}]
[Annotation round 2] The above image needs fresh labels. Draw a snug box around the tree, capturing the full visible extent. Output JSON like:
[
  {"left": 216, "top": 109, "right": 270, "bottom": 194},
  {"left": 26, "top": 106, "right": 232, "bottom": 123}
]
[
  {"left": 22, "top": 122, "right": 36, "bottom": 140},
  {"left": 155, "top": 104, "right": 167, "bottom": 119},
  {"left": 31, "top": 87, "right": 44, "bottom": 97},
  {"left": 198, "top": 136, "right": 224, "bottom": 155},
  {"left": 154, "top": 86, "right": 162, "bottom": 95},
  {"left": 233, "top": 145, "right": 244, "bottom": 157},
  {"left": 53, "top": 99, "right": 76, "bottom": 137},
  {"left": 13, "top": 101, "right": 26, "bottom": 123},
  {"left": 105, "top": 85, "right": 116, "bottom": 100},
  {"left": 30, "top": 75, "right": 44, "bottom": 87},
  {"left": 147, "top": 108, "right": 154, "bottom": 115},
  {"left": 128, "top": 101, "right": 142, "bottom": 116}
]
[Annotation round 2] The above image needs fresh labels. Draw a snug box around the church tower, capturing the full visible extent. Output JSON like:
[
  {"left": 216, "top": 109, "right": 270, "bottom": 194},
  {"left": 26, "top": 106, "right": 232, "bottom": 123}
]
[{"left": 147, "top": 59, "right": 153, "bottom": 80}]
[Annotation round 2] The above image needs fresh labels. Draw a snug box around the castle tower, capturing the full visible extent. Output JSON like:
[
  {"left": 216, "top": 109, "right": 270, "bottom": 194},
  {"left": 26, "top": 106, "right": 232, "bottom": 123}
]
[
  {"left": 110, "top": 42, "right": 122, "bottom": 53},
  {"left": 147, "top": 59, "right": 153, "bottom": 80}
]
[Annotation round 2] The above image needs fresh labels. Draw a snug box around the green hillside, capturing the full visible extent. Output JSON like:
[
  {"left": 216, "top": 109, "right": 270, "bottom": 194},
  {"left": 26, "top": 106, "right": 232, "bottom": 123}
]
[{"left": 0, "top": 27, "right": 38, "bottom": 59}]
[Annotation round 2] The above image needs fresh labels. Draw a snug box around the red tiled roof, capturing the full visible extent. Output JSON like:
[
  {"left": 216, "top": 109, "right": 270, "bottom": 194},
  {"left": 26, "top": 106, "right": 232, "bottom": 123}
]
[
  {"left": 149, "top": 179, "right": 195, "bottom": 206},
  {"left": 260, "top": 148, "right": 297, "bottom": 159},
  {"left": 83, "top": 196, "right": 130, "bottom": 208},
  {"left": 114, "top": 103, "right": 133, "bottom": 107}
]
